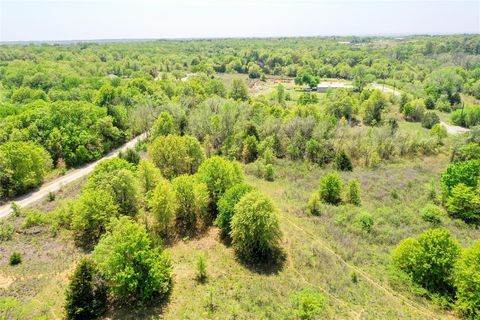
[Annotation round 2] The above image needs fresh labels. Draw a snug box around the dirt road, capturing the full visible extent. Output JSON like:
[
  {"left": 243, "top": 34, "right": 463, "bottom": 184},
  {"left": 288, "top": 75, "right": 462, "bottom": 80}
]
[{"left": 0, "top": 133, "right": 147, "bottom": 219}]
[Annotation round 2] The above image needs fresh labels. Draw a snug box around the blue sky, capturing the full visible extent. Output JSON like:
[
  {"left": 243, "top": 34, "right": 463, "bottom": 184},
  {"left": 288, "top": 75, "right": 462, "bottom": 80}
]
[{"left": 1, "top": 0, "right": 479, "bottom": 42}]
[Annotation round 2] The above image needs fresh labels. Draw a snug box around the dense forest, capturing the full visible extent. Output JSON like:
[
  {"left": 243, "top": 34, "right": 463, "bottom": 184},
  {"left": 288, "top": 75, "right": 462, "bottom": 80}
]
[{"left": 0, "top": 35, "right": 480, "bottom": 319}]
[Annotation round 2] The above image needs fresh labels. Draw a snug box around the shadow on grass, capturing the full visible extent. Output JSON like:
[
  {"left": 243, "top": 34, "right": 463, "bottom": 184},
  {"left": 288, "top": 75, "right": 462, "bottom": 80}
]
[
  {"left": 106, "top": 293, "right": 171, "bottom": 320},
  {"left": 236, "top": 246, "right": 287, "bottom": 275}
]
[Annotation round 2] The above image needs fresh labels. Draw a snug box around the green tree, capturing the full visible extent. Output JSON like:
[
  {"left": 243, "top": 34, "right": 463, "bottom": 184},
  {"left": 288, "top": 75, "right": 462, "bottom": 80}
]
[
  {"left": 454, "top": 241, "right": 480, "bottom": 319},
  {"left": 346, "top": 180, "right": 361, "bottom": 206},
  {"left": 319, "top": 173, "right": 343, "bottom": 205},
  {"left": 231, "top": 192, "right": 282, "bottom": 262},
  {"left": 197, "top": 156, "right": 244, "bottom": 205},
  {"left": 172, "top": 175, "right": 210, "bottom": 235},
  {"left": 0, "top": 142, "right": 52, "bottom": 197},
  {"left": 136, "top": 159, "right": 163, "bottom": 195},
  {"left": 148, "top": 179, "right": 178, "bottom": 236},
  {"left": 65, "top": 258, "right": 107, "bottom": 320},
  {"left": 151, "top": 111, "right": 175, "bottom": 137},
  {"left": 421, "top": 111, "right": 440, "bottom": 129},
  {"left": 215, "top": 183, "right": 254, "bottom": 237},
  {"left": 336, "top": 151, "right": 353, "bottom": 171},
  {"left": 352, "top": 65, "right": 368, "bottom": 92},
  {"left": 242, "top": 135, "right": 258, "bottom": 163},
  {"left": 93, "top": 217, "right": 172, "bottom": 306},
  {"left": 292, "top": 288, "right": 327, "bottom": 320},
  {"left": 362, "top": 90, "right": 387, "bottom": 126},
  {"left": 392, "top": 229, "right": 461, "bottom": 293},
  {"left": 445, "top": 184, "right": 480, "bottom": 223},
  {"left": 230, "top": 78, "right": 249, "bottom": 101}
]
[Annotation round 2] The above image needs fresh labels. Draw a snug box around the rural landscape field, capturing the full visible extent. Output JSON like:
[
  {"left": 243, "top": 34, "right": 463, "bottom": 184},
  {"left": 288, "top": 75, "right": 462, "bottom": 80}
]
[{"left": 0, "top": 1, "right": 480, "bottom": 319}]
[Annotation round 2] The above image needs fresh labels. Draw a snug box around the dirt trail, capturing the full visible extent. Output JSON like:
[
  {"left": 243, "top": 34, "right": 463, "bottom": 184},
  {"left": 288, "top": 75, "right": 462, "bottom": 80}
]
[{"left": 0, "top": 133, "right": 147, "bottom": 218}]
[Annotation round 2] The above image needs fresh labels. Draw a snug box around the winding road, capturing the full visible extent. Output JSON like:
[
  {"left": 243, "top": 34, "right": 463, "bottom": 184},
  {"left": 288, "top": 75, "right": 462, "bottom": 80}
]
[{"left": 0, "top": 133, "right": 147, "bottom": 218}]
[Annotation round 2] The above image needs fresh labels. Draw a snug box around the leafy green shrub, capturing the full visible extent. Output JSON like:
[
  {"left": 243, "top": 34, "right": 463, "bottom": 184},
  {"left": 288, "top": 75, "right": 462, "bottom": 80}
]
[
  {"left": 319, "top": 173, "right": 343, "bottom": 205},
  {"left": 306, "top": 192, "right": 324, "bottom": 216},
  {"left": 71, "top": 189, "right": 120, "bottom": 247},
  {"left": 336, "top": 151, "right": 353, "bottom": 171},
  {"left": 172, "top": 174, "right": 210, "bottom": 235},
  {"left": 231, "top": 192, "right": 282, "bottom": 262},
  {"left": 420, "top": 204, "right": 444, "bottom": 225},
  {"left": 197, "top": 156, "right": 244, "bottom": 204},
  {"left": 22, "top": 210, "right": 47, "bottom": 229},
  {"left": 196, "top": 256, "right": 207, "bottom": 283},
  {"left": 216, "top": 183, "right": 254, "bottom": 237},
  {"left": 9, "top": 252, "right": 22, "bottom": 266},
  {"left": 392, "top": 229, "right": 461, "bottom": 294},
  {"left": 151, "top": 111, "right": 175, "bottom": 137},
  {"left": 445, "top": 184, "right": 480, "bottom": 223},
  {"left": 148, "top": 179, "right": 178, "bottom": 236},
  {"left": 421, "top": 111, "right": 440, "bottom": 129},
  {"left": 356, "top": 211, "right": 374, "bottom": 233},
  {"left": 47, "top": 191, "right": 56, "bottom": 202},
  {"left": 118, "top": 148, "right": 140, "bottom": 165},
  {"left": 136, "top": 159, "right": 163, "bottom": 195},
  {"left": 0, "top": 222, "right": 14, "bottom": 241},
  {"left": 292, "top": 288, "right": 327, "bottom": 320},
  {"left": 65, "top": 258, "right": 107, "bottom": 320},
  {"left": 456, "top": 143, "right": 480, "bottom": 162},
  {"left": 93, "top": 217, "right": 172, "bottom": 306},
  {"left": 454, "top": 241, "right": 480, "bottom": 319},
  {"left": 430, "top": 124, "right": 448, "bottom": 139},
  {"left": 242, "top": 135, "right": 258, "bottom": 163},
  {"left": 264, "top": 164, "right": 274, "bottom": 181},
  {"left": 346, "top": 180, "right": 361, "bottom": 206}
]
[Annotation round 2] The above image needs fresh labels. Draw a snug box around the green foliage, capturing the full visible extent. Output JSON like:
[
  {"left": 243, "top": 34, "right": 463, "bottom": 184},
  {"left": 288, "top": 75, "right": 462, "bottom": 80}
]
[
  {"left": 118, "top": 148, "right": 140, "bottom": 165},
  {"left": 196, "top": 256, "right": 207, "bottom": 283},
  {"left": 0, "top": 222, "right": 14, "bottom": 241},
  {"left": 229, "top": 78, "right": 249, "bottom": 101},
  {"left": 93, "top": 217, "right": 172, "bottom": 306},
  {"left": 335, "top": 151, "right": 353, "bottom": 171},
  {"left": 403, "top": 99, "right": 425, "bottom": 122},
  {"left": 454, "top": 241, "right": 480, "bottom": 319},
  {"left": 362, "top": 90, "right": 387, "bottom": 126},
  {"left": 152, "top": 111, "right": 175, "bottom": 137},
  {"left": 318, "top": 173, "right": 343, "bottom": 205},
  {"left": 445, "top": 184, "right": 480, "bottom": 223},
  {"left": 441, "top": 159, "right": 480, "bottom": 199},
  {"left": 346, "top": 180, "right": 361, "bottom": 206},
  {"left": 71, "top": 189, "right": 119, "bottom": 247},
  {"left": 216, "top": 183, "right": 254, "bottom": 237},
  {"left": 420, "top": 204, "right": 444, "bottom": 225},
  {"left": 65, "top": 258, "right": 107, "bottom": 320},
  {"left": 231, "top": 192, "right": 282, "bottom": 262},
  {"left": 297, "top": 92, "right": 319, "bottom": 105},
  {"left": 0, "top": 141, "right": 52, "bottom": 197},
  {"left": 356, "top": 211, "right": 374, "bottom": 233},
  {"left": 392, "top": 229, "right": 461, "bottom": 294},
  {"left": 294, "top": 72, "right": 320, "bottom": 89},
  {"left": 9, "top": 252, "right": 22, "bottom": 266},
  {"left": 22, "top": 210, "right": 47, "bottom": 229},
  {"left": 148, "top": 135, "right": 205, "bottom": 179},
  {"left": 148, "top": 179, "right": 178, "bottom": 236},
  {"left": 292, "top": 288, "right": 327, "bottom": 320},
  {"left": 197, "top": 156, "right": 244, "bottom": 204},
  {"left": 307, "top": 192, "right": 324, "bottom": 216},
  {"left": 172, "top": 174, "right": 210, "bottom": 235},
  {"left": 264, "top": 164, "right": 275, "bottom": 181},
  {"left": 452, "top": 106, "right": 480, "bottom": 128},
  {"left": 421, "top": 111, "right": 440, "bottom": 129},
  {"left": 136, "top": 159, "right": 163, "bottom": 194},
  {"left": 430, "top": 123, "right": 448, "bottom": 139},
  {"left": 242, "top": 135, "right": 258, "bottom": 163}
]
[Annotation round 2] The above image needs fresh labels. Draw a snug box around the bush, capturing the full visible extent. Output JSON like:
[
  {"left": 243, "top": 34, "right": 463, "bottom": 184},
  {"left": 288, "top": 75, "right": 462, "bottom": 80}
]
[
  {"left": 454, "top": 241, "right": 480, "bottom": 319},
  {"left": 391, "top": 229, "right": 461, "bottom": 294},
  {"left": 148, "top": 179, "right": 178, "bottom": 236},
  {"left": 441, "top": 159, "right": 480, "bottom": 199},
  {"left": 318, "top": 173, "right": 343, "bottom": 205},
  {"left": 430, "top": 124, "right": 448, "bottom": 139},
  {"left": 242, "top": 135, "right": 258, "bottom": 163},
  {"left": 0, "top": 222, "right": 14, "bottom": 241},
  {"left": 421, "top": 111, "right": 440, "bottom": 129},
  {"left": 172, "top": 175, "right": 210, "bottom": 235},
  {"left": 445, "top": 184, "right": 480, "bottom": 223},
  {"left": 356, "top": 211, "right": 374, "bottom": 233},
  {"left": 93, "top": 217, "right": 172, "bottom": 306},
  {"left": 0, "top": 141, "right": 52, "bottom": 198},
  {"left": 118, "top": 148, "right": 140, "bottom": 165},
  {"left": 264, "top": 164, "right": 275, "bottom": 181},
  {"left": 136, "top": 159, "right": 162, "bottom": 194},
  {"left": 306, "top": 192, "right": 324, "bottom": 216},
  {"left": 231, "top": 192, "right": 282, "bottom": 262},
  {"left": 336, "top": 151, "right": 353, "bottom": 171},
  {"left": 346, "top": 180, "right": 361, "bottom": 206},
  {"left": 197, "top": 156, "right": 244, "bottom": 205},
  {"left": 196, "top": 256, "right": 207, "bottom": 283},
  {"left": 151, "top": 111, "right": 175, "bottom": 137},
  {"left": 292, "top": 288, "right": 327, "bottom": 320},
  {"left": 9, "top": 252, "right": 22, "bottom": 266},
  {"left": 71, "top": 189, "right": 119, "bottom": 247},
  {"left": 216, "top": 183, "right": 254, "bottom": 237},
  {"left": 420, "top": 204, "right": 444, "bottom": 225},
  {"left": 22, "top": 210, "right": 47, "bottom": 229},
  {"left": 65, "top": 259, "right": 107, "bottom": 320}
]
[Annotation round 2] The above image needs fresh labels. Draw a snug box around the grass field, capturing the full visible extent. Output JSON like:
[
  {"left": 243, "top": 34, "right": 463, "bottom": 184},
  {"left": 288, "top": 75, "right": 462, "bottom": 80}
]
[{"left": 2, "top": 150, "right": 477, "bottom": 319}]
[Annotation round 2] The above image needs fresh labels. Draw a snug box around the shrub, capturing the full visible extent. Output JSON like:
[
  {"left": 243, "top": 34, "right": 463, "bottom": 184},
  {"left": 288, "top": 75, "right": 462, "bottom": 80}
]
[
  {"left": 93, "top": 217, "right": 172, "bottom": 306},
  {"left": 22, "top": 210, "right": 47, "bottom": 229},
  {"left": 0, "top": 222, "right": 14, "bottom": 241},
  {"left": 242, "top": 135, "right": 258, "bottom": 163},
  {"left": 151, "top": 111, "right": 175, "bottom": 137},
  {"left": 172, "top": 175, "right": 210, "bottom": 235},
  {"left": 346, "top": 180, "right": 361, "bottom": 206},
  {"left": 318, "top": 173, "right": 343, "bottom": 205},
  {"left": 264, "top": 164, "right": 275, "bottom": 181},
  {"left": 336, "top": 151, "right": 353, "bottom": 171},
  {"left": 65, "top": 259, "right": 108, "bottom": 320},
  {"left": 136, "top": 159, "right": 162, "bottom": 195},
  {"left": 430, "top": 124, "right": 448, "bottom": 139},
  {"left": 197, "top": 156, "right": 244, "bottom": 204},
  {"left": 441, "top": 160, "right": 480, "bottom": 199},
  {"left": 420, "top": 204, "right": 444, "bottom": 225},
  {"left": 454, "top": 241, "right": 480, "bottom": 319},
  {"left": 216, "top": 183, "right": 254, "bottom": 237},
  {"left": 71, "top": 189, "right": 120, "bottom": 247},
  {"left": 445, "top": 184, "right": 480, "bottom": 223},
  {"left": 456, "top": 143, "right": 480, "bottom": 162},
  {"left": 148, "top": 179, "right": 178, "bottom": 236},
  {"left": 421, "top": 111, "right": 440, "bottom": 129},
  {"left": 47, "top": 191, "right": 56, "bottom": 202},
  {"left": 306, "top": 192, "right": 324, "bottom": 216},
  {"left": 9, "top": 252, "right": 22, "bottom": 266},
  {"left": 196, "top": 256, "right": 207, "bottom": 283},
  {"left": 118, "top": 148, "right": 140, "bottom": 165},
  {"left": 391, "top": 229, "right": 461, "bottom": 293},
  {"left": 356, "top": 211, "right": 374, "bottom": 233},
  {"left": 292, "top": 288, "right": 327, "bottom": 320},
  {"left": 231, "top": 192, "right": 282, "bottom": 262}
]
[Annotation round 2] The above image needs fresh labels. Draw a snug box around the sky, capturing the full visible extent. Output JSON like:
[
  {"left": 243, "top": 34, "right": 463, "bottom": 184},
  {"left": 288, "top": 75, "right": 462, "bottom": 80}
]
[{"left": 0, "top": 0, "right": 479, "bottom": 42}]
